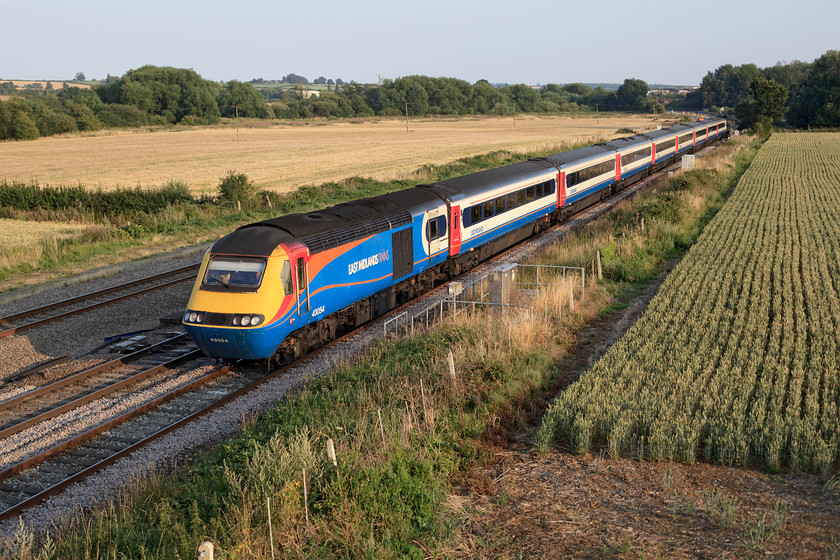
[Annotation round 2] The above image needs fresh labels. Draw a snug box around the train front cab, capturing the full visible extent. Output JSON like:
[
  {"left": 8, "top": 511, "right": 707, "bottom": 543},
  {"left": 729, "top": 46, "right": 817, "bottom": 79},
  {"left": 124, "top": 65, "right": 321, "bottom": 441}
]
[{"left": 183, "top": 236, "right": 300, "bottom": 360}]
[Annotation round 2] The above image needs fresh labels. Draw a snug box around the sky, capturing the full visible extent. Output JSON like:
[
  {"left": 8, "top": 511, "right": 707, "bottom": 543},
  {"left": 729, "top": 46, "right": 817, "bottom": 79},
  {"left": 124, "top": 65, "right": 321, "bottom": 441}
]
[{"left": 2, "top": 0, "right": 837, "bottom": 86}]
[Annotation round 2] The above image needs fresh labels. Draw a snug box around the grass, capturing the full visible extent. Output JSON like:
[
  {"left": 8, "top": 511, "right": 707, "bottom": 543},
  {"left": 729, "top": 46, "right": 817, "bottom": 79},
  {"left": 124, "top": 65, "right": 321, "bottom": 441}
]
[{"left": 3, "top": 135, "right": 758, "bottom": 559}]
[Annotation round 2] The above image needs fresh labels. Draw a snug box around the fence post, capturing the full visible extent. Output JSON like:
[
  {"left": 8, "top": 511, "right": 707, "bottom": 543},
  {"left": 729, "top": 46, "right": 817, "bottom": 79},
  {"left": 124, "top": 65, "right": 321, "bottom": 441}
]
[
  {"left": 197, "top": 542, "right": 214, "bottom": 560},
  {"left": 597, "top": 249, "right": 603, "bottom": 281},
  {"left": 447, "top": 351, "right": 457, "bottom": 392},
  {"left": 568, "top": 278, "right": 575, "bottom": 312}
]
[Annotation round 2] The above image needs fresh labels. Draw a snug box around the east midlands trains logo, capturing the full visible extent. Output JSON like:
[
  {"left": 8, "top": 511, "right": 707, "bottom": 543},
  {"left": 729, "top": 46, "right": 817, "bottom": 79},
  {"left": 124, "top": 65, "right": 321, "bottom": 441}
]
[{"left": 348, "top": 250, "right": 390, "bottom": 275}]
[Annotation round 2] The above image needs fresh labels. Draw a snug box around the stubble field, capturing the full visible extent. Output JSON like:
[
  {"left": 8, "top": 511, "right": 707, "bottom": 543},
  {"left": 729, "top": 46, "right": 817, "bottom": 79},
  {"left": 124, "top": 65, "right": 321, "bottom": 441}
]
[{"left": 0, "top": 114, "right": 665, "bottom": 194}]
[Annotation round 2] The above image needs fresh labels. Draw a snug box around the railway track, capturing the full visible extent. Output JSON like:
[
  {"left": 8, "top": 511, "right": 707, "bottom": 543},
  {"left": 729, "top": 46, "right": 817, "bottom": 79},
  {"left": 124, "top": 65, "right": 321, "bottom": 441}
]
[
  {"left": 0, "top": 262, "right": 200, "bottom": 339},
  {"left": 0, "top": 141, "right": 722, "bottom": 522}
]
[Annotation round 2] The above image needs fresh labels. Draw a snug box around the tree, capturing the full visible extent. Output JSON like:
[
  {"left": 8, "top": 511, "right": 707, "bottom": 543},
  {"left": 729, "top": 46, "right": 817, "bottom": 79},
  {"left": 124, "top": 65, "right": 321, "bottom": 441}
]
[
  {"left": 95, "top": 66, "right": 221, "bottom": 124},
  {"left": 698, "top": 63, "right": 761, "bottom": 109},
  {"left": 736, "top": 77, "right": 788, "bottom": 130},
  {"left": 75, "top": 72, "right": 86, "bottom": 81},
  {"left": 616, "top": 78, "right": 649, "bottom": 109},
  {"left": 282, "top": 73, "right": 309, "bottom": 84},
  {"left": 788, "top": 50, "right": 840, "bottom": 128},
  {"left": 562, "top": 83, "right": 592, "bottom": 96},
  {"left": 218, "top": 81, "right": 272, "bottom": 118}
]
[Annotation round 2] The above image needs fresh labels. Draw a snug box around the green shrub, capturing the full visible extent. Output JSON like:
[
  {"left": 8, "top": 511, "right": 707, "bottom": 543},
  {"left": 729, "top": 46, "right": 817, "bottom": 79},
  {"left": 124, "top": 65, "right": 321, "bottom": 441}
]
[{"left": 218, "top": 171, "right": 257, "bottom": 207}]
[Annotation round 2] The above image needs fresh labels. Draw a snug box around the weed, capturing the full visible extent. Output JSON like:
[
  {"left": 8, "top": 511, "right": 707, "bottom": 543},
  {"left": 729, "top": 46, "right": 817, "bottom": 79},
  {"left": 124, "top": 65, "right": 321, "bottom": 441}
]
[{"left": 741, "top": 500, "right": 786, "bottom": 552}]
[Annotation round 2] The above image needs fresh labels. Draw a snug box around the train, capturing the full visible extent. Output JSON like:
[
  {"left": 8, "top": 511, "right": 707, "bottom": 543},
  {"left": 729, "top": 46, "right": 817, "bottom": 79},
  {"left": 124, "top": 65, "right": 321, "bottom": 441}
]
[{"left": 183, "top": 116, "right": 729, "bottom": 361}]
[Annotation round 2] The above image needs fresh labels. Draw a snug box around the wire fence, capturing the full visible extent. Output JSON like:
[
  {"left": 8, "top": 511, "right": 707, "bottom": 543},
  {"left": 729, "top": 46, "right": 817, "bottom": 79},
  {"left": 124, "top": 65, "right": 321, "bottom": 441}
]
[{"left": 382, "top": 263, "right": 586, "bottom": 340}]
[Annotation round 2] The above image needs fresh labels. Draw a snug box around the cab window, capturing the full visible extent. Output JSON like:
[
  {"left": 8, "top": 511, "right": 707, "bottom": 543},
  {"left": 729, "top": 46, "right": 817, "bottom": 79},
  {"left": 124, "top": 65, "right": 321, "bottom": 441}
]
[{"left": 202, "top": 257, "right": 266, "bottom": 291}]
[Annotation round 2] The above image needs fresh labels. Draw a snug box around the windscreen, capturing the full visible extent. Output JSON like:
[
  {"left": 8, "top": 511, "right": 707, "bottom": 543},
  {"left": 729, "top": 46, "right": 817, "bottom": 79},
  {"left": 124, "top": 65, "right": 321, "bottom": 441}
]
[{"left": 203, "top": 258, "right": 266, "bottom": 290}]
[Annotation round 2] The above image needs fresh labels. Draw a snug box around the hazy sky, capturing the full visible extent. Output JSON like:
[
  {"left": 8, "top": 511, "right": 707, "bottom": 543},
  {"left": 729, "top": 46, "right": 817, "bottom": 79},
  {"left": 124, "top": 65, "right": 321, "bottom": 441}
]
[{"left": 2, "top": 0, "right": 837, "bottom": 86}]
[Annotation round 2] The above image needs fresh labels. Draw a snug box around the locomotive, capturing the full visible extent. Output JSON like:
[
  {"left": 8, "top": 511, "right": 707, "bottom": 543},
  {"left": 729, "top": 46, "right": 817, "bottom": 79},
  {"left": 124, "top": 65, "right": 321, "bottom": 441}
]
[{"left": 183, "top": 117, "right": 729, "bottom": 361}]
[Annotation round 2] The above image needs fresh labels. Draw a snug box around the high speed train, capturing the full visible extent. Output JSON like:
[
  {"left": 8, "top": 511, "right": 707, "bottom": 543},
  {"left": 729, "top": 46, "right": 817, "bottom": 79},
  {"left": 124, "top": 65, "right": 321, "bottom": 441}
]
[{"left": 183, "top": 117, "right": 728, "bottom": 361}]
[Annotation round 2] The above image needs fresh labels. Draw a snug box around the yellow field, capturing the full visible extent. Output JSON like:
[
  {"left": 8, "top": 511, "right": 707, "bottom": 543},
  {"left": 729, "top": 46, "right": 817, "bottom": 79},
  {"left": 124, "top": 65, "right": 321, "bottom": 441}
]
[
  {"left": 0, "top": 115, "right": 668, "bottom": 194},
  {"left": 0, "top": 219, "right": 88, "bottom": 250},
  {"left": 3, "top": 80, "right": 91, "bottom": 90}
]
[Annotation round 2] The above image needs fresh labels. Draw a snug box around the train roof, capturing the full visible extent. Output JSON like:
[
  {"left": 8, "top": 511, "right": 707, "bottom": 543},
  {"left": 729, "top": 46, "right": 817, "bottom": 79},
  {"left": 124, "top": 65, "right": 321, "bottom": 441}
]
[
  {"left": 671, "top": 124, "right": 695, "bottom": 133},
  {"left": 422, "top": 160, "right": 556, "bottom": 200},
  {"left": 262, "top": 188, "right": 444, "bottom": 254},
  {"left": 641, "top": 129, "right": 677, "bottom": 140},
  {"left": 602, "top": 135, "right": 651, "bottom": 150},
  {"left": 542, "top": 145, "right": 613, "bottom": 167},
  {"left": 211, "top": 224, "right": 297, "bottom": 257},
  {"left": 214, "top": 188, "right": 445, "bottom": 256}
]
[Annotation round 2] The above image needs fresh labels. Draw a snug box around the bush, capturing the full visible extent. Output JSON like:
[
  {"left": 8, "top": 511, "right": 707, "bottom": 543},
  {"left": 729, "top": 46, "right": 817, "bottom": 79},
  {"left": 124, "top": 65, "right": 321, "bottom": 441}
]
[
  {"left": 10, "top": 110, "right": 40, "bottom": 140},
  {"left": 218, "top": 171, "right": 257, "bottom": 207},
  {"left": 97, "top": 104, "right": 147, "bottom": 128}
]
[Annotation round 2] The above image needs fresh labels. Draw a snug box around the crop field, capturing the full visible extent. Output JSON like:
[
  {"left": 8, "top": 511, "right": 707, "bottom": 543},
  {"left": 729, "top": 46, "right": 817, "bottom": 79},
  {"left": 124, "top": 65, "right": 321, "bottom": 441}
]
[
  {"left": 539, "top": 133, "right": 840, "bottom": 474},
  {"left": 0, "top": 114, "right": 664, "bottom": 194},
  {"left": 0, "top": 218, "right": 88, "bottom": 249}
]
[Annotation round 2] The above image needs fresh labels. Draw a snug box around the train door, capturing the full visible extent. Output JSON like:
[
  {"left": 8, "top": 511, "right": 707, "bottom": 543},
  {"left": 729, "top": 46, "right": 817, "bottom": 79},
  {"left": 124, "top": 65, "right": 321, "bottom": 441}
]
[
  {"left": 558, "top": 171, "right": 566, "bottom": 208},
  {"left": 290, "top": 248, "right": 310, "bottom": 318},
  {"left": 449, "top": 204, "right": 461, "bottom": 256},
  {"left": 425, "top": 206, "right": 448, "bottom": 260}
]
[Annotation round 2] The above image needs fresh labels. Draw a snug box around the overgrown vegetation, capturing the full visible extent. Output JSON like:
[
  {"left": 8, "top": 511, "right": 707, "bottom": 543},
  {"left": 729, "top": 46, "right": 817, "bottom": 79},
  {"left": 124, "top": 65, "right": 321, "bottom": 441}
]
[{"left": 5, "top": 137, "right": 761, "bottom": 559}]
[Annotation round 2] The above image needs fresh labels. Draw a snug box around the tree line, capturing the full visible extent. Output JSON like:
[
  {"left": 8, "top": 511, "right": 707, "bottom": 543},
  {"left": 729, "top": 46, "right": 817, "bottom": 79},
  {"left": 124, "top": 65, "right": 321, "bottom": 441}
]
[
  {"left": 0, "top": 66, "right": 661, "bottom": 141},
  {"left": 680, "top": 50, "right": 840, "bottom": 130},
  {"left": 3, "top": 50, "right": 837, "bottom": 142}
]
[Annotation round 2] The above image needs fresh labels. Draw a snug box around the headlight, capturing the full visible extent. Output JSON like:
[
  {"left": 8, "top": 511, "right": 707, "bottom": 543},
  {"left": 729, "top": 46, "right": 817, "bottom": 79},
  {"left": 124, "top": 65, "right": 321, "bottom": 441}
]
[
  {"left": 251, "top": 315, "right": 262, "bottom": 326},
  {"left": 183, "top": 312, "right": 191, "bottom": 322},
  {"left": 189, "top": 312, "right": 197, "bottom": 322},
  {"left": 241, "top": 316, "right": 251, "bottom": 326},
  {"left": 196, "top": 313, "right": 205, "bottom": 323},
  {"left": 233, "top": 316, "right": 240, "bottom": 326}
]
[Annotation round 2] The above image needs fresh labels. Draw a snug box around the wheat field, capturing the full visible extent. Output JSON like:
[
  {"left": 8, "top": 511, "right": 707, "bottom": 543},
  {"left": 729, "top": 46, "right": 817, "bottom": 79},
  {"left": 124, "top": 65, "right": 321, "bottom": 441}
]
[
  {"left": 540, "top": 133, "right": 840, "bottom": 474},
  {"left": 0, "top": 114, "right": 666, "bottom": 194}
]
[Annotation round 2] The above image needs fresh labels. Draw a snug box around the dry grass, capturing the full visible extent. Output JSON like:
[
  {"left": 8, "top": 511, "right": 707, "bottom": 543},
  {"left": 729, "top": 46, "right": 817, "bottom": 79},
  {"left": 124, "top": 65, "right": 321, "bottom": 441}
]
[
  {"left": 0, "top": 114, "right": 668, "bottom": 194},
  {"left": 0, "top": 218, "right": 88, "bottom": 249},
  {"left": 0, "top": 219, "right": 90, "bottom": 276}
]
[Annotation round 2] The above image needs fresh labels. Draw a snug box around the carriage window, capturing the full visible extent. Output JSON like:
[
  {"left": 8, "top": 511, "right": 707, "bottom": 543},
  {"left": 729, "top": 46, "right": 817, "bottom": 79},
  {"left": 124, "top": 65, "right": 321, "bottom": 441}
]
[
  {"left": 536, "top": 183, "right": 543, "bottom": 198},
  {"left": 507, "top": 192, "right": 516, "bottom": 209},
  {"left": 280, "top": 260, "right": 293, "bottom": 295},
  {"left": 517, "top": 190, "right": 526, "bottom": 206},
  {"left": 470, "top": 205, "right": 481, "bottom": 225},
  {"left": 526, "top": 187, "right": 535, "bottom": 202},
  {"left": 495, "top": 196, "right": 506, "bottom": 214},
  {"left": 426, "top": 215, "right": 447, "bottom": 241},
  {"left": 483, "top": 200, "right": 495, "bottom": 218}
]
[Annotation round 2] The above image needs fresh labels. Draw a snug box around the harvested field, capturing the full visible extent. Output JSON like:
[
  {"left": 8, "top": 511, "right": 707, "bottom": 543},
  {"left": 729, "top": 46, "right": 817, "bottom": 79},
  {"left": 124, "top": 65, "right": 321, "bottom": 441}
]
[
  {"left": 0, "top": 115, "right": 666, "bottom": 193},
  {"left": 0, "top": 218, "right": 88, "bottom": 250}
]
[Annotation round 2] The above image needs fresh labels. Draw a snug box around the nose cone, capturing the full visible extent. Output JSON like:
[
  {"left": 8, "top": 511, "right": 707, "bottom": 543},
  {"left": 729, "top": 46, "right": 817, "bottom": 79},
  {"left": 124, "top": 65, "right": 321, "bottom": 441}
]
[{"left": 186, "top": 325, "right": 278, "bottom": 360}]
